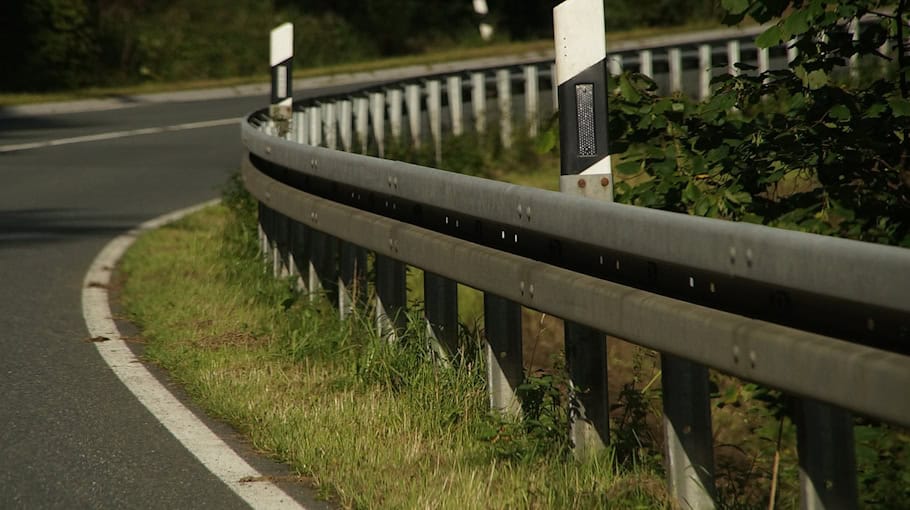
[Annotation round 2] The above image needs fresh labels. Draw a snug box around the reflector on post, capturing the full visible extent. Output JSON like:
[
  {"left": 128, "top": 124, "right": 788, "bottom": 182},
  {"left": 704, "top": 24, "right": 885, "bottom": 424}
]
[
  {"left": 554, "top": 0, "right": 612, "bottom": 201},
  {"left": 270, "top": 23, "right": 293, "bottom": 137}
]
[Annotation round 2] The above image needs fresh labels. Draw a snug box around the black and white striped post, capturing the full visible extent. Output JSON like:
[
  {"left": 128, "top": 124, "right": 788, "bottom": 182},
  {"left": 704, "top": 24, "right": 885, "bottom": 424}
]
[
  {"left": 555, "top": 1, "right": 717, "bottom": 503},
  {"left": 554, "top": 0, "right": 612, "bottom": 460},
  {"left": 269, "top": 22, "right": 293, "bottom": 138}
]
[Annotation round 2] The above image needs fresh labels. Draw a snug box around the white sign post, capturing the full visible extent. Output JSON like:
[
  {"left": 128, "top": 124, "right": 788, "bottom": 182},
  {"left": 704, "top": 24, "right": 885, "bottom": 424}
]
[{"left": 270, "top": 23, "right": 293, "bottom": 137}]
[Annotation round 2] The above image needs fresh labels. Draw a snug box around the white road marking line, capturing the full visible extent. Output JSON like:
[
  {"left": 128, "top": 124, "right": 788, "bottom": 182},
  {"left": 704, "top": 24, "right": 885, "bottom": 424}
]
[
  {"left": 0, "top": 117, "right": 238, "bottom": 153},
  {"left": 82, "top": 200, "right": 308, "bottom": 510}
]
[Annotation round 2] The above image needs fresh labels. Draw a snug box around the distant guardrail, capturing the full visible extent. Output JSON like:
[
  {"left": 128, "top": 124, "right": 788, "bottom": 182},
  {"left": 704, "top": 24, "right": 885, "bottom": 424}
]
[{"left": 243, "top": 17, "right": 909, "bottom": 510}]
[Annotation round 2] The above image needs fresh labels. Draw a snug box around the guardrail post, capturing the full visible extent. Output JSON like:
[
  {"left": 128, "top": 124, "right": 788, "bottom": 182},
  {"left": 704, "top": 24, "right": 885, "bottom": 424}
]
[
  {"left": 308, "top": 229, "right": 338, "bottom": 304},
  {"left": 639, "top": 49, "right": 653, "bottom": 78},
  {"left": 324, "top": 102, "right": 338, "bottom": 150},
  {"left": 607, "top": 54, "right": 622, "bottom": 77},
  {"left": 370, "top": 92, "right": 386, "bottom": 158},
  {"left": 788, "top": 38, "right": 799, "bottom": 64},
  {"left": 424, "top": 272, "right": 460, "bottom": 358},
  {"left": 483, "top": 293, "right": 523, "bottom": 416},
  {"left": 554, "top": 0, "right": 612, "bottom": 457},
  {"left": 698, "top": 44, "right": 712, "bottom": 100},
  {"left": 388, "top": 88, "right": 404, "bottom": 142},
  {"left": 355, "top": 96, "right": 369, "bottom": 154},
  {"left": 338, "top": 100, "right": 353, "bottom": 152},
  {"left": 758, "top": 47, "right": 770, "bottom": 76},
  {"left": 308, "top": 105, "right": 322, "bottom": 147},
  {"left": 274, "top": 211, "right": 291, "bottom": 278},
  {"left": 796, "top": 399, "right": 858, "bottom": 510},
  {"left": 258, "top": 202, "right": 269, "bottom": 263},
  {"left": 427, "top": 80, "right": 442, "bottom": 164},
  {"left": 375, "top": 255, "right": 407, "bottom": 341},
  {"left": 727, "top": 40, "right": 741, "bottom": 77},
  {"left": 661, "top": 354, "right": 717, "bottom": 509},
  {"left": 269, "top": 23, "right": 293, "bottom": 138},
  {"left": 849, "top": 18, "right": 860, "bottom": 81},
  {"left": 338, "top": 241, "right": 366, "bottom": 319},
  {"left": 669, "top": 47, "right": 683, "bottom": 93},
  {"left": 293, "top": 110, "right": 307, "bottom": 144},
  {"left": 406, "top": 84, "right": 422, "bottom": 148},
  {"left": 447, "top": 76, "right": 464, "bottom": 137},
  {"left": 289, "top": 220, "right": 309, "bottom": 292},
  {"left": 496, "top": 69, "right": 512, "bottom": 148},
  {"left": 524, "top": 65, "right": 539, "bottom": 137},
  {"left": 471, "top": 72, "right": 487, "bottom": 135}
]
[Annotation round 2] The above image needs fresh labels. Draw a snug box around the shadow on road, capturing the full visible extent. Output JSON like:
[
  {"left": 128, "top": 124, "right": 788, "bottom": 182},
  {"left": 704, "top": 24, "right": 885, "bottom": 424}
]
[{"left": 0, "top": 208, "right": 147, "bottom": 249}]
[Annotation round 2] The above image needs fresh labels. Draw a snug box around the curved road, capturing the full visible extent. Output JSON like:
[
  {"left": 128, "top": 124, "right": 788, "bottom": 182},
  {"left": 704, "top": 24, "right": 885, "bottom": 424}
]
[{"left": 0, "top": 88, "right": 358, "bottom": 508}]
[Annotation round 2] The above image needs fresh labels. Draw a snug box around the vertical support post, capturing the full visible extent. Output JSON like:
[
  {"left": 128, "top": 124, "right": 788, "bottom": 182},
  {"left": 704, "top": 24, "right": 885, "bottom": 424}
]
[
  {"left": 288, "top": 220, "right": 308, "bottom": 292},
  {"left": 447, "top": 76, "right": 464, "bottom": 137},
  {"left": 788, "top": 38, "right": 799, "bottom": 64},
  {"left": 796, "top": 399, "right": 858, "bottom": 510},
  {"left": 669, "top": 47, "right": 683, "bottom": 93},
  {"left": 354, "top": 97, "right": 369, "bottom": 154},
  {"left": 269, "top": 23, "right": 293, "bottom": 137},
  {"left": 427, "top": 80, "right": 442, "bottom": 164},
  {"left": 607, "top": 54, "right": 622, "bottom": 76},
  {"left": 308, "top": 230, "right": 338, "bottom": 304},
  {"left": 406, "top": 84, "right": 422, "bottom": 148},
  {"left": 698, "top": 44, "right": 712, "bottom": 100},
  {"left": 758, "top": 47, "right": 770, "bottom": 75},
  {"left": 483, "top": 293, "right": 523, "bottom": 416},
  {"left": 308, "top": 105, "right": 322, "bottom": 147},
  {"left": 258, "top": 202, "right": 270, "bottom": 264},
  {"left": 473, "top": 0, "right": 494, "bottom": 40},
  {"left": 662, "top": 354, "right": 717, "bottom": 509},
  {"left": 338, "top": 99, "right": 353, "bottom": 152},
  {"left": 524, "top": 65, "right": 540, "bottom": 137},
  {"left": 370, "top": 91, "right": 386, "bottom": 158},
  {"left": 554, "top": 0, "right": 612, "bottom": 457},
  {"left": 324, "top": 102, "right": 337, "bottom": 150},
  {"left": 424, "top": 272, "right": 460, "bottom": 358},
  {"left": 338, "top": 241, "right": 367, "bottom": 320},
  {"left": 496, "top": 69, "right": 512, "bottom": 148},
  {"left": 375, "top": 255, "right": 408, "bottom": 341},
  {"left": 639, "top": 49, "right": 653, "bottom": 78},
  {"left": 293, "top": 110, "right": 307, "bottom": 144},
  {"left": 849, "top": 18, "right": 860, "bottom": 82},
  {"left": 388, "top": 88, "right": 404, "bottom": 141},
  {"left": 274, "top": 212, "right": 291, "bottom": 278},
  {"left": 271, "top": 211, "right": 284, "bottom": 278},
  {"left": 471, "top": 72, "right": 487, "bottom": 135},
  {"left": 727, "top": 39, "right": 741, "bottom": 76}
]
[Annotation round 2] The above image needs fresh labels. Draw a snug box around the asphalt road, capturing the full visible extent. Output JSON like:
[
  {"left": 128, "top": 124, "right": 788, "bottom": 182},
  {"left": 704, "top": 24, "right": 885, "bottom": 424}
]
[{"left": 0, "top": 89, "right": 356, "bottom": 508}]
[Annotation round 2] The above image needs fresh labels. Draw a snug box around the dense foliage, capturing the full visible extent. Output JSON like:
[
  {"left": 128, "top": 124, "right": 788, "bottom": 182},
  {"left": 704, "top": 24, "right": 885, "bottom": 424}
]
[
  {"left": 603, "top": 0, "right": 910, "bottom": 246},
  {"left": 0, "top": 0, "right": 718, "bottom": 92}
]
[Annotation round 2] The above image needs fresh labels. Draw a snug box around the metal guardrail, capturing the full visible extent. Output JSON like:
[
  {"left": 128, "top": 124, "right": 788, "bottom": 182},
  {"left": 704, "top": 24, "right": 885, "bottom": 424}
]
[{"left": 243, "top": 22, "right": 910, "bottom": 510}]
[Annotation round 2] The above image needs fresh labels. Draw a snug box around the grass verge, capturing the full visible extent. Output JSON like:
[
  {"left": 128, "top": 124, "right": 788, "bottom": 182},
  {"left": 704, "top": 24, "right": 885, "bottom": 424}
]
[{"left": 118, "top": 181, "right": 670, "bottom": 508}]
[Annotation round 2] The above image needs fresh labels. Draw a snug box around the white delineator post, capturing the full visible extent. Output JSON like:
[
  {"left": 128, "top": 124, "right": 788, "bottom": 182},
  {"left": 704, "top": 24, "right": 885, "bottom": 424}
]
[
  {"left": 553, "top": 0, "right": 611, "bottom": 460},
  {"left": 269, "top": 23, "right": 293, "bottom": 137},
  {"left": 473, "top": 0, "right": 494, "bottom": 41}
]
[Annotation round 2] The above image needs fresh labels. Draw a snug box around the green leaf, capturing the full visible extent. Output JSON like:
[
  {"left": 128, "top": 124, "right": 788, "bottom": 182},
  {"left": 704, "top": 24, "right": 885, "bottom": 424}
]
[
  {"left": 755, "top": 26, "right": 781, "bottom": 49},
  {"left": 683, "top": 182, "right": 702, "bottom": 203},
  {"left": 616, "top": 160, "right": 643, "bottom": 176},
  {"left": 827, "top": 104, "right": 851, "bottom": 121},
  {"left": 888, "top": 97, "right": 910, "bottom": 117},
  {"left": 781, "top": 10, "right": 810, "bottom": 40},
  {"left": 619, "top": 74, "right": 641, "bottom": 103},
  {"left": 864, "top": 103, "right": 887, "bottom": 119},
  {"left": 721, "top": 0, "right": 750, "bottom": 15},
  {"left": 806, "top": 69, "right": 828, "bottom": 90}
]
